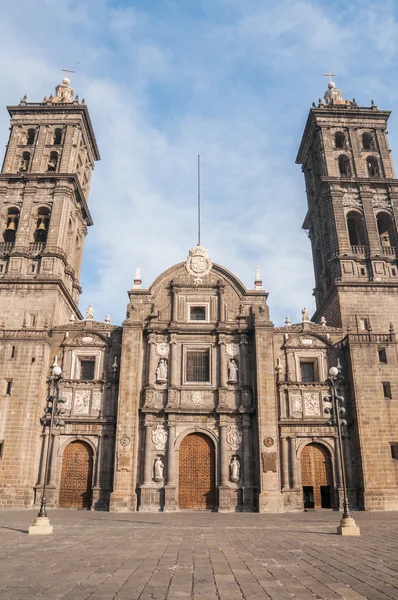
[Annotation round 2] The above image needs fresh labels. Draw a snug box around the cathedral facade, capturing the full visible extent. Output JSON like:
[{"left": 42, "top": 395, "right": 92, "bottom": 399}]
[{"left": 0, "top": 76, "right": 397, "bottom": 513}]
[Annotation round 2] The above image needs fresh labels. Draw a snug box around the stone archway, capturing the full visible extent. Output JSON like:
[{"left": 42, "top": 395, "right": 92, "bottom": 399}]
[
  {"left": 301, "top": 443, "right": 334, "bottom": 509},
  {"left": 59, "top": 441, "right": 93, "bottom": 509},
  {"left": 178, "top": 433, "right": 215, "bottom": 510}
]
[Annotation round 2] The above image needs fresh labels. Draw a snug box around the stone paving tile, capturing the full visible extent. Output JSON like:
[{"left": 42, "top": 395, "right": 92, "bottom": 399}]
[{"left": 0, "top": 511, "right": 398, "bottom": 599}]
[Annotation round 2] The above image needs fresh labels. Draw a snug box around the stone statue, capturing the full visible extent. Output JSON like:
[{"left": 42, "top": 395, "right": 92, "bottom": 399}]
[
  {"left": 302, "top": 307, "right": 310, "bottom": 322},
  {"left": 230, "top": 456, "right": 240, "bottom": 482},
  {"left": 156, "top": 358, "right": 168, "bottom": 382},
  {"left": 86, "top": 305, "right": 94, "bottom": 320},
  {"left": 154, "top": 457, "right": 164, "bottom": 482},
  {"left": 228, "top": 359, "right": 238, "bottom": 383}
]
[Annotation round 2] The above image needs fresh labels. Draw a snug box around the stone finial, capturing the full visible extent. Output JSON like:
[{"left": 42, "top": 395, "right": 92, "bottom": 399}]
[
  {"left": 285, "top": 316, "right": 291, "bottom": 326},
  {"left": 104, "top": 314, "right": 111, "bottom": 324},
  {"left": 69, "top": 313, "right": 76, "bottom": 322},
  {"left": 20, "top": 94, "right": 27, "bottom": 105},
  {"left": 389, "top": 322, "right": 395, "bottom": 334},
  {"left": 301, "top": 307, "right": 310, "bottom": 323},
  {"left": 337, "top": 358, "right": 342, "bottom": 372},
  {"left": 254, "top": 265, "right": 263, "bottom": 290},
  {"left": 320, "top": 316, "right": 327, "bottom": 327},
  {"left": 112, "top": 356, "right": 118, "bottom": 371},
  {"left": 85, "top": 305, "right": 94, "bottom": 320},
  {"left": 53, "top": 72, "right": 74, "bottom": 104},
  {"left": 133, "top": 265, "right": 142, "bottom": 289}
]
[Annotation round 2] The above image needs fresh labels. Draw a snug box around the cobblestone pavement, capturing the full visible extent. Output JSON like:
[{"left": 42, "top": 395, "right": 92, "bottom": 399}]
[{"left": 0, "top": 510, "right": 398, "bottom": 600}]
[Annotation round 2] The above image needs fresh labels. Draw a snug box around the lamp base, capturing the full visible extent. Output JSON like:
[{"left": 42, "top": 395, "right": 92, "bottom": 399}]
[
  {"left": 337, "top": 516, "right": 360, "bottom": 536},
  {"left": 29, "top": 516, "right": 53, "bottom": 535}
]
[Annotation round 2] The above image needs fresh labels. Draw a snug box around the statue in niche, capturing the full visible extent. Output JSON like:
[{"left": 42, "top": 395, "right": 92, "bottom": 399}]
[
  {"left": 154, "top": 457, "right": 164, "bottom": 482},
  {"left": 86, "top": 305, "right": 94, "bottom": 320},
  {"left": 302, "top": 307, "right": 310, "bottom": 322},
  {"left": 156, "top": 358, "right": 168, "bottom": 382},
  {"left": 230, "top": 456, "right": 240, "bottom": 483},
  {"left": 228, "top": 359, "right": 238, "bottom": 383}
]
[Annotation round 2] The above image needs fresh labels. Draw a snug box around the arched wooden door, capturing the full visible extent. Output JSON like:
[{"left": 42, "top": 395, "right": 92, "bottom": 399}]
[
  {"left": 178, "top": 433, "right": 215, "bottom": 510},
  {"left": 59, "top": 441, "right": 93, "bottom": 509},
  {"left": 301, "top": 443, "right": 334, "bottom": 509}
]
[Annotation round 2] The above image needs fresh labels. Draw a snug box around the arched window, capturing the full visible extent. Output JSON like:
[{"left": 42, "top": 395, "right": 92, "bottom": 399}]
[
  {"left": 377, "top": 212, "right": 395, "bottom": 248},
  {"left": 338, "top": 155, "right": 351, "bottom": 177},
  {"left": 362, "top": 132, "right": 373, "bottom": 150},
  {"left": 26, "top": 129, "right": 35, "bottom": 145},
  {"left": 19, "top": 152, "right": 30, "bottom": 172},
  {"left": 347, "top": 211, "right": 366, "bottom": 247},
  {"left": 34, "top": 207, "right": 51, "bottom": 244},
  {"left": 53, "top": 128, "right": 62, "bottom": 145},
  {"left": 367, "top": 156, "right": 380, "bottom": 178},
  {"left": 47, "top": 151, "right": 58, "bottom": 172},
  {"left": 3, "top": 207, "right": 20, "bottom": 244},
  {"left": 335, "top": 132, "right": 345, "bottom": 149}
]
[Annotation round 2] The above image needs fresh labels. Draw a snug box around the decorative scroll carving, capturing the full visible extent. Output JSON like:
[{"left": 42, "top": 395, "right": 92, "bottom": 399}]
[
  {"left": 218, "top": 389, "right": 228, "bottom": 405},
  {"left": 167, "top": 388, "right": 180, "bottom": 407},
  {"left": 291, "top": 395, "right": 303, "bottom": 413},
  {"left": 304, "top": 392, "right": 321, "bottom": 416},
  {"left": 144, "top": 388, "right": 157, "bottom": 406},
  {"left": 151, "top": 425, "right": 168, "bottom": 450},
  {"left": 191, "top": 391, "right": 203, "bottom": 405},
  {"left": 226, "top": 425, "right": 242, "bottom": 451}
]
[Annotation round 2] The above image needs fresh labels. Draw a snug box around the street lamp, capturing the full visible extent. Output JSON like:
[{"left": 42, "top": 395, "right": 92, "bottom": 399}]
[
  {"left": 29, "top": 358, "right": 67, "bottom": 535},
  {"left": 327, "top": 365, "right": 360, "bottom": 536}
]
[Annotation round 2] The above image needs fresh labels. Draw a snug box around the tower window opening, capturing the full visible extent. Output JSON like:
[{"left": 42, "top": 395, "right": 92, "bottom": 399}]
[
  {"left": 362, "top": 132, "right": 373, "bottom": 150},
  {"left": 382, "top": 381, "right": 392, "bottom": 399},
  {"left": 53, "top": 128, "right": 62, "bottom": 145},
  {"left": 347, "top": 211, "right": 366, "bottom": 247},
  {"left": 26, "top": 129, "right": 35, "bottom": 145},
  {"left": 338, "top": 155, "right": 351, "bottom": 177},
  {"left": 20, "top": 151, "right": 30, "bottom": 172},
  {"left": 377, "top": 212, "right": 395, "bottom": 248},
  {"left": 3, "top": 207, "right": 20, "bottom": 244},
  {"left": 47, "top": 151, "right": 58, "bottom": 172},
  {"left": 335, "top": 132, "right": 346, "bottom": 149},
  {"left": 378, "top": 347, "right": 387, "bottom": 364},
  {"left": 6, "top": 380, "right": 12, "bottom": 395},
  {"left": 34, "top": 207, "right": 51, "bottom": 244},
  {"left": 367, "top": 156, "right": 380, "bottom": 178},
  {"left": 391, "top": 443, "right": 398, "bottom": 460}
]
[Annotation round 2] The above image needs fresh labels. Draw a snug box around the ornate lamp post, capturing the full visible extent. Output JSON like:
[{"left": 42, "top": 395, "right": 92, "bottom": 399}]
[
  {"left": 327, "top": 366, "right": 360, "bottom": 536},
  {"left": 29, "top": 358, "right": 67, "bottom": 535}
]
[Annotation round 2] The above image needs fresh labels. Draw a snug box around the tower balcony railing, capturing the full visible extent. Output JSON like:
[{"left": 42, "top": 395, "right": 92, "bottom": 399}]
[
  {"left": 0, "top": 242, "right": 14, "bottom": 255},
  {"left": 381, "top": 245, "right": 396, "bottom": 256},
  {"left": 351, "top": 245, "right": 366, "bottom": 255},
  {"left": 29, "top": 242, "right": 45, "bottom": 255}
]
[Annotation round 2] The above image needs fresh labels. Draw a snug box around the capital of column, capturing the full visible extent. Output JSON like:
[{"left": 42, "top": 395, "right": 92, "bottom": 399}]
[
  {"left": 144, "top": 415, "right": 154, "bottom": 427},
  {"left": 167, "top": 415, "right": 177, "bottom": 428},
  {"left": 239, "top": 333, "right": 248, "bottom": 346},
  {"left": 169, "top": 333, "right": 178, "bottom": 345}
]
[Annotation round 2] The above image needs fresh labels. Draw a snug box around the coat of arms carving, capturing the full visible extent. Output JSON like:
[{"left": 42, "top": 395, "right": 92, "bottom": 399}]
[
  {"left": 185, "top": 245, "right": 212, "bottom": 284},
  {"left": 151, "top": 424, "right": 168, "bottom": 450},
  {"left": 226, "top": 425, "right": 242, "bottom": 450}
]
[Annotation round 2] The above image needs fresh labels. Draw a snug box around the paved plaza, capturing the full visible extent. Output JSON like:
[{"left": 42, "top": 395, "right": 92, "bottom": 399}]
[{"left": 0, "top": 510, "right": 398, "bottom": 600}]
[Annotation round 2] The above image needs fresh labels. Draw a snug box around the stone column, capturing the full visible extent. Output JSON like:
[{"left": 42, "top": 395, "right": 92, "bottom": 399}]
[
  {"left": 219, "top": 421, "right": 229, "bottom": 486},
  {"left": 142, "top": 419, "right": 153, "bottom": 486},
  {"left": 94, "top": 436, "right": 102, "bottom": 488},
  {"left": 241, "top": 415, "right": 253, "bottom": 511},
  {"left": 239, "top": 334, "right": 248, "bottom": 387},
  {"left": 219, "top": 337, "right": 227, "bottom": 388},
  {"left": 171, "top": 283, "right": 178, "bottom": 322},
  {"left": 170, "top": 334, "right": 179, "bottom": 387},
  {"left": 280, "top": 437, "right": 290, "bottom": 491},
  {"left": 290, "top": 437, "right": 299, "bottom": 489},
  {"left": 147, "top": 334, "right": 157, "bottom": 386},
  {"left": 165, "top": 416, "right": 177, "bottom": 511},
  {"left": 218, "top": 284, "right": 225, "bottom": 323}
]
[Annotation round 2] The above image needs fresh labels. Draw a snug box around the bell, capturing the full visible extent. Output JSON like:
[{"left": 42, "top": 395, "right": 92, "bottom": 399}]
[
  {"left": 6, "top": 218, "right": 16, "bottom": 231},
  {"left": 37, "top": 219, "right": 46, "bottom": 231}
]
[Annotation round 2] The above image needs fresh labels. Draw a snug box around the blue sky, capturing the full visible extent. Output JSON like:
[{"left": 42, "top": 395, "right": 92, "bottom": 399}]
[{"left": 1, "top": 0, "right": 398, "bottom": 325}]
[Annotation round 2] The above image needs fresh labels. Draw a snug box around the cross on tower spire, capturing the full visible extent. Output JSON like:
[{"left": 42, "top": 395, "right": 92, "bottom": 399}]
[
  {"left": 324, "top": 70, "right": 335, "bottom": 83},
  {"left": 62, "top": 68, "right": 76, "bottom": 80}
]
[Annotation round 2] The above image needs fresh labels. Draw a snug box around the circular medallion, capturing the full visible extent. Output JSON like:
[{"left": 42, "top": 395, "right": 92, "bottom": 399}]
[
  {"left": 120, "top": 436, "right": 130, "bottom": 447},
  {"left": 264, "top": 437, "right": 274, "bottom": 448}
]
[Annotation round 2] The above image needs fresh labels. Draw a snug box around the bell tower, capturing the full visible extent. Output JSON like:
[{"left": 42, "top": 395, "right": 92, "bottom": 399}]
[
  {"left": 0, "top": 73, "right": 100, "bottom": 328},
  {"left": 296, "top": 75, "right": 398, "bottom": 331}
]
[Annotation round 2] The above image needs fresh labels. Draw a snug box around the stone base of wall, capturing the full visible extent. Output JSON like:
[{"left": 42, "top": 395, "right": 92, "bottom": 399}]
[
  {"left": 139, "top": 486, "right": 164, "bottom": 512},
  {"left": 0, "top": 485, "right": 35, "bottom": 509},
  {"left": 164, "top": 486, "right": 178, "bottom": 511},
  {"left": 109, "top": 491, "right": 137, "bottom": 512},
  {"left": 282, "top": 489, "right": 303, "bottom": 511},
  {"left": 258, "top": 491, "right": 284, "bottom": 513},
  {"left": 92, "top": 487, "right": 111, "bottom": 511},
  {"left": 363, "top": 490, "right": 398, "bottom": 511}
]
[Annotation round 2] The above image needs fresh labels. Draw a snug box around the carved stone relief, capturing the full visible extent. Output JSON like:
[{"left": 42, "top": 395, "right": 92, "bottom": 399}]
[
  {"left": 167, "top": 388, "right": 180, "bottom": 407},
  {"left": 226, "top": 425, "right": 242, "bottom": 451},
  {"left": 73, "top": 390, "right": 90, "bottom": 415},
  {"left": 226, "top": 343, "right": 239, "bottom": 358},
  {"left": 240, "top": 389, "right": 252, "bottom": 407},
  {"left": 151, "top": 425, "right": 168, "bottom": 450},
  {"left": 156, "top": 343, "right": 169, "bottom": 357},
  {"left": 291, "top": 395, "right": 303, "bottom": 414},
  {"left": 304, "top": 392, "right": 321, "bottom": 416},
  {"left": 191, "top": 391, "right": 203, "bottom": 405},
  {"left": 61, "top": 389, "right": 72, "bottom": 410},
  {"left": 91, "top": 390, "right": 102, "bottom": 412}
]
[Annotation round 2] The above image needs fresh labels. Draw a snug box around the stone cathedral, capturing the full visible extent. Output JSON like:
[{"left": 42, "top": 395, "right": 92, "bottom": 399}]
[{"left": 0, "top": 75, "right": 397, "bottom": 514}]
